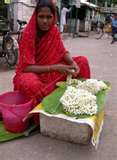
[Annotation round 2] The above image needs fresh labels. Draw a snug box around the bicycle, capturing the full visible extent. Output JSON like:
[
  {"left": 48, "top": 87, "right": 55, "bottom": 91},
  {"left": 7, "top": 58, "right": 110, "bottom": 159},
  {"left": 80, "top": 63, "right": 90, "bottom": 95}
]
[
  {"left": 0, "top": 19, "right": 27, "bottom": 67},
  {"left": 0, "top": 17, "right": 18, "bottom": 67},
  {"left": 16, "top": 19, "right": 27, "bottom": 43},
  {"left": 96, "top": 22, "right": 112, "bottom": 40}
]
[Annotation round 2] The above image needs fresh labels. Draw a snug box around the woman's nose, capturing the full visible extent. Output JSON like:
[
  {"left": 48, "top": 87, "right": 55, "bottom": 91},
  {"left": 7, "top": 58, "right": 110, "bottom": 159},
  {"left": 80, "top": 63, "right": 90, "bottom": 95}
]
[{"left": 43, "top": 18, "right": 47, "bottom": 23}]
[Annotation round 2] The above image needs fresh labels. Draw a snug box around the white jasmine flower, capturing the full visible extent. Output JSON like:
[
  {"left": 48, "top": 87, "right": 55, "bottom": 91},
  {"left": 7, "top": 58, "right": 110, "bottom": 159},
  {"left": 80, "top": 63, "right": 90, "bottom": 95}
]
[
  {"left": 76, "top": 79, "right": 108, "bottom": 94},
  {"left": 60, "top": 87, "right": 98, "bottom": 116}
]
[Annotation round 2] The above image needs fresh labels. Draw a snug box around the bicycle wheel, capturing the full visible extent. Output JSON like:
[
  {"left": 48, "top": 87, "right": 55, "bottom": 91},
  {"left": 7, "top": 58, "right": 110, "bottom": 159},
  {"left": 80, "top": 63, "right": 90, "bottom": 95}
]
[{"left": 5, "top": 48, "right": 18, "bottom": 67}]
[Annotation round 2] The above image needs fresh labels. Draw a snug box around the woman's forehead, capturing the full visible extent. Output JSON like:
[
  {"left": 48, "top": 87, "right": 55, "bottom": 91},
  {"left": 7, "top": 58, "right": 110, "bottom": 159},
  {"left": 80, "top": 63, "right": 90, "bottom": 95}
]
[{"left": 37, "top": 7, "right": 52, "bottom": 14}]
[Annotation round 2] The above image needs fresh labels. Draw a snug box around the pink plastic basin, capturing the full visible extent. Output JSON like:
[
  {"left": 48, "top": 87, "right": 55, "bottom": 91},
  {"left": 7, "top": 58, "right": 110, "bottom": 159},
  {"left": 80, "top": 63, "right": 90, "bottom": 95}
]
[{"left": 0, "top": 91, "right": 33, "bottom": 133}]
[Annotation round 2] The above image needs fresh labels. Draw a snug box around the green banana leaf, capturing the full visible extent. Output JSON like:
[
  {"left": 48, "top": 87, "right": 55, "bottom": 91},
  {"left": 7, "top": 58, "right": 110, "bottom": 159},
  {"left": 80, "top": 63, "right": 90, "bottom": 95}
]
[
  {"left": 42, "top": 87, "right": 66, "bottom": 114},
  {"left": 42, "top": 81, "right": 111, "bottom": 118},
  {"left": 0, "top": 121, "right": 23, "bottom": 142},
  {"left": 0, "top": 122, "right": 39, "bottom": 142}
]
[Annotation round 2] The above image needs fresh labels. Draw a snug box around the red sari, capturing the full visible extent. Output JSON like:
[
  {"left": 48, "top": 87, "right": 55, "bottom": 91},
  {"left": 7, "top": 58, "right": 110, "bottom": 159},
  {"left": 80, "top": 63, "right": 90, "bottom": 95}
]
[{"left": 13, "top": 11, "right": 90, "bottom": 105}]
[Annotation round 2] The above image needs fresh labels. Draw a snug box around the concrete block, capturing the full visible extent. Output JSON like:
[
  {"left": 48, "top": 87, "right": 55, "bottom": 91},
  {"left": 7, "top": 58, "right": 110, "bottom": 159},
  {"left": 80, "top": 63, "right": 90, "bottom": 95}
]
[{"left": 40, "top": 114, "right": 93, "bottom": 145}]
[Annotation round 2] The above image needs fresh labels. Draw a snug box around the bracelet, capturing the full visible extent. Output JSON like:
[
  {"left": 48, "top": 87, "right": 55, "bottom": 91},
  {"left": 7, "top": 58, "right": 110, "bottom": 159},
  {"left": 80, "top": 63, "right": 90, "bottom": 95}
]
[{"left": 47, "top": 66, "right": 50, "bottom": 72}]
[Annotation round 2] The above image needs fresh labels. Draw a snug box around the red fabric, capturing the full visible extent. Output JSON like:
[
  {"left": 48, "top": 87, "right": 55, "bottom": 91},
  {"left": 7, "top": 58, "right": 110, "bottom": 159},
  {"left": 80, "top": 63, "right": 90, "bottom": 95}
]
[
  {"left": 16, "top": 11, "right": 67, "bottom": 73},
  {"left": 13, "top": 11, "right": 90, "bottom": 106}
]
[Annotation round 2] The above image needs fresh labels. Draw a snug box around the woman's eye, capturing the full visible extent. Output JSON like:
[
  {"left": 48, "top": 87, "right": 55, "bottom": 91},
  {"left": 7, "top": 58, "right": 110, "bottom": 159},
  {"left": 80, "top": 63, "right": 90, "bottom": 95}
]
[
  {"left": 38, "top": 15, "right": 52, "bottom": 19},
  {"left": 47, "top": 16, "right": 52, "bottom": 19},
  {"left": 38, "top": 15, "right": 44, "bottom": 19}
]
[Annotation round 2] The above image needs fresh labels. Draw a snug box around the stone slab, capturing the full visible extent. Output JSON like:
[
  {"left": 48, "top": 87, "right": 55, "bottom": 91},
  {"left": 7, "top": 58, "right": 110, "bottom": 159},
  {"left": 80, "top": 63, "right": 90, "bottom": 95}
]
[{"left": 40, "top": 114, "right": 93, "bottom": 145}]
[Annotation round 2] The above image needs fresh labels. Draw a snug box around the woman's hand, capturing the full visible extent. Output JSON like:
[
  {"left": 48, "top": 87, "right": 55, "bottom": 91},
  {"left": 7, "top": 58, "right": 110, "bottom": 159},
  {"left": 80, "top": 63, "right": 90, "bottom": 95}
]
[
  {"left": 54, "top": 64, "right": 78, "bottom": 76},
  {"left": 70, "top": 61, "right": 80, "bottom": 77},
  {"left": 63, "top": 53, "right": 80, "bottom": 77},
  {"left": 53, "top": 63, "right": 80, "bottom": 77}
]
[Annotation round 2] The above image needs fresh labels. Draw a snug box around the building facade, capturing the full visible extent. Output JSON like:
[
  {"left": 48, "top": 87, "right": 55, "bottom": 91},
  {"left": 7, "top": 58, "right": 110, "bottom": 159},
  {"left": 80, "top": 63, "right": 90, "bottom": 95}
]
[
  {"left": 9, "top": 0, "right": 62, "bottom": 31},
  {"left": 7, "top": 0, "right": 97, "bottom": 32},
  {"left": 9, "top": 0, "right": 36, "bottom": 31}
]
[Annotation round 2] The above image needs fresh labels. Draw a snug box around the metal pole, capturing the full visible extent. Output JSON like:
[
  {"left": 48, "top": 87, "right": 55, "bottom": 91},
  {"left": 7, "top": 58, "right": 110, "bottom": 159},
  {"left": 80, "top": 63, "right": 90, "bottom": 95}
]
[
  {"left": 69, "top": 0, "right": 72, "bottom": 34},
  {"left": 95, "top": 0, "right": 98, "bottom": 5},
  {"left": 73, "top": 7, "right": 78, "bottom": 37}
]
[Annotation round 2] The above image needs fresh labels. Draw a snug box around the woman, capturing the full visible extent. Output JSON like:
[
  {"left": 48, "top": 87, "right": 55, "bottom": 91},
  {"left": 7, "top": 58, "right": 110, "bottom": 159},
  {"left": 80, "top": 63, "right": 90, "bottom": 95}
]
[{"left": 13, "top": 0, "right": 90, "bottom": 106}]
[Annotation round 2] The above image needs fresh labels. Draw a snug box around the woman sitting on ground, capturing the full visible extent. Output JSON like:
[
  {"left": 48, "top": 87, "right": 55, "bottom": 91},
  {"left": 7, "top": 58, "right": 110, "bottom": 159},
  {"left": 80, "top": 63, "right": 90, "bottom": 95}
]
[{"left": 13, "top": 0, "right": 90, "bottom": 106}]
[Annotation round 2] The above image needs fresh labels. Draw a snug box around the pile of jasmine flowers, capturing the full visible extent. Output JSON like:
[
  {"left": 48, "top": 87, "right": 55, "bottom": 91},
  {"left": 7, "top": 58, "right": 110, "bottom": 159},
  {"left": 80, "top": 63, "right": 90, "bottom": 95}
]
[
  {"left": 76, "top": 79, "right": 108, "bottom": 94},
  {"left": 60, "top": 79, "right": 108, "bottom": 116}
]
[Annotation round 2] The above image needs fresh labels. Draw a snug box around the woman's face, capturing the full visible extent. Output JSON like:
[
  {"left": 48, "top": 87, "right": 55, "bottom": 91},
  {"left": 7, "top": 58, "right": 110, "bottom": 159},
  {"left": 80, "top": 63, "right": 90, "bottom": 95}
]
[{"left": 37, "top": 7, "right": 54, "bottom": 31}]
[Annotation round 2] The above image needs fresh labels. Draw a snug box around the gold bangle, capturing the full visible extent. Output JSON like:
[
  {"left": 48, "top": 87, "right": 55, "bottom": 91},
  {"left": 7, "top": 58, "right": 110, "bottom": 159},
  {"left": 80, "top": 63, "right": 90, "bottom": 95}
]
[{"left": 47, "top": 66, "right": 50, "bottom": 72}]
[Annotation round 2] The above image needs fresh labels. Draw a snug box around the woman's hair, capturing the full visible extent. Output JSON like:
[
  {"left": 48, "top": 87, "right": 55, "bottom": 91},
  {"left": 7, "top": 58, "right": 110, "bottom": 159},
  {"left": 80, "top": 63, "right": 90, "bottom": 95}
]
[{"left": 36, "top": 0, "right": 56, "bottom": 16}]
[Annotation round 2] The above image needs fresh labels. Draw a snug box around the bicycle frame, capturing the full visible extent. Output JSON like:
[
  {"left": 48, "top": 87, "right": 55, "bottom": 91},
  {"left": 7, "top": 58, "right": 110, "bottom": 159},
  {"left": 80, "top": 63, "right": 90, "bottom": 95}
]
[{"left": 16, "top": 20, "right": 27, "bottom": 43}]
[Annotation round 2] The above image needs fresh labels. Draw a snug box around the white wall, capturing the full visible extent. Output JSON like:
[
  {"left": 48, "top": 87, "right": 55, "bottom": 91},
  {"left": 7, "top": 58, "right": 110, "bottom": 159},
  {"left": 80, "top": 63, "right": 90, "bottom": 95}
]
[
  {"left": 17, "top": 0, "right": 35, "bottom": 21},
  {"left": 17, "top": 3, "right": 35, "bottom": 21},
  {"left": 11, "top": 0, "right": 36, "bottom": 31},
  {"left": 18, "top": 0, "right": 35, "bottom": 6}
]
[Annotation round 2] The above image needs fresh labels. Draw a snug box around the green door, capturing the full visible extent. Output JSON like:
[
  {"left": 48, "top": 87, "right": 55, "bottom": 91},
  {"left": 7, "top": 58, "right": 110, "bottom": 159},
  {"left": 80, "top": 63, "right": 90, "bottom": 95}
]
[
  {"left": 0, "top": 0, "right": 10, "bottom": 32},
  {"left": 0, "top": 0, "right": 8, "bottom": 18}
]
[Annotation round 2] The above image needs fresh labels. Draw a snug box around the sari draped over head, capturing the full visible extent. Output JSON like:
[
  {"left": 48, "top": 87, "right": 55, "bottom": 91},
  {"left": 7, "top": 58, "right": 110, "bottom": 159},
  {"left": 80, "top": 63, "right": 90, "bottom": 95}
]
[{"left": 16, "top": 11, "right": 68, "bottom": 74}]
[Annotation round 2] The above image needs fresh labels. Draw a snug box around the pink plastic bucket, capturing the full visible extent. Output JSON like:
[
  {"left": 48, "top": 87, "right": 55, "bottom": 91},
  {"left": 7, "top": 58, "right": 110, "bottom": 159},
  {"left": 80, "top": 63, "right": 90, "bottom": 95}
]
[
  {"left": 0, "top": 107, "right": 2, "bottom": 120},
  {"left": 0, "top": 91, "right": 33, "bottom": 133}
]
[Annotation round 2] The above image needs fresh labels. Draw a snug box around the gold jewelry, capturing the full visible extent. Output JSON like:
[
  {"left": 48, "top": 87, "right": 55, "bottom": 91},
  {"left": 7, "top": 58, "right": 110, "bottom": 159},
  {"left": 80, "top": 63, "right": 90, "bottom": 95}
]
[{"left": 47, "top": 66, "right": 50, "bottom": 72}]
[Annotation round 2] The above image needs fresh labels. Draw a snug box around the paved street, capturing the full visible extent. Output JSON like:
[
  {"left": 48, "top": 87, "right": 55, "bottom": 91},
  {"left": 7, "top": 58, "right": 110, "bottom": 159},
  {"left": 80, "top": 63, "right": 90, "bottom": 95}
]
[{"left": 0, "top": 34, "right": 117, "bottom": 160}]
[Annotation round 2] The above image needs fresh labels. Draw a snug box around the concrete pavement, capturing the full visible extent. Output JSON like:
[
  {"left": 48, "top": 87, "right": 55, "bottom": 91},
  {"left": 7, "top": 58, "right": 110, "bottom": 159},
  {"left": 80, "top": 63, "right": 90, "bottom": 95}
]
[{"left": 0, "top": 34, "right": 117, "bottom": 160}]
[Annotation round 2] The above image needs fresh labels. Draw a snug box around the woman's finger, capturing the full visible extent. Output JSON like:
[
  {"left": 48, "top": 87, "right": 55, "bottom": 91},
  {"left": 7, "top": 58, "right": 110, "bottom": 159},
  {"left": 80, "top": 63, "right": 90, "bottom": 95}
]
[
  {"left": 69, "top": 65, "right": 76, "bottom": 69},
  {"left": 66, "top": 69, "right": 76, "bottom": 75}
]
